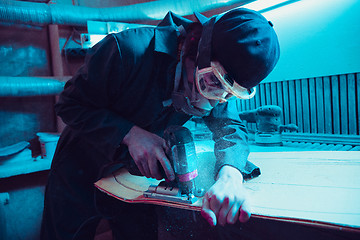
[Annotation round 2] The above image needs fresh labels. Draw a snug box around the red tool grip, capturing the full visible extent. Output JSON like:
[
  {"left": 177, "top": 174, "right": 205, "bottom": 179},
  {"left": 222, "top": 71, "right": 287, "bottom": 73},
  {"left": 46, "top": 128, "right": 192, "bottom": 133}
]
[{"left": 178, "top": 169, "right": 198, "bottom": 182}]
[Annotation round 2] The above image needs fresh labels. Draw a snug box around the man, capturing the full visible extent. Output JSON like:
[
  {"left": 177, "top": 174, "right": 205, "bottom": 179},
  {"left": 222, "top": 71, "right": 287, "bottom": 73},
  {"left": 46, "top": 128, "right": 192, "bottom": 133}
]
[{"left": 41, "top": 8, "right": 280, "bottom": 240}]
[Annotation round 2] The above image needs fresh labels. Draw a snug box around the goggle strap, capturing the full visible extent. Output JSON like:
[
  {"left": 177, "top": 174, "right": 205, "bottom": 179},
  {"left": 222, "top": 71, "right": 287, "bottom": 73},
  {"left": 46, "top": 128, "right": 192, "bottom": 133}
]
[
  {"left": 182, "top": 66, "right": 193, "bottom": 97},
  {"left": 173, "top": 33, "right": 187, "bottom": 92},
  {"left": 196, "top": 17, "right": 216, "bottom": 70}
]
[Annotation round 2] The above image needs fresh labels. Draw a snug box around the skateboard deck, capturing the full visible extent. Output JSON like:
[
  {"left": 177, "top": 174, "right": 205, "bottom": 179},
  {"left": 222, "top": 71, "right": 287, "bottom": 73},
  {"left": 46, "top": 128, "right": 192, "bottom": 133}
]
[{"left": 95, "top": 151, "right": 360, "bottom": 232}]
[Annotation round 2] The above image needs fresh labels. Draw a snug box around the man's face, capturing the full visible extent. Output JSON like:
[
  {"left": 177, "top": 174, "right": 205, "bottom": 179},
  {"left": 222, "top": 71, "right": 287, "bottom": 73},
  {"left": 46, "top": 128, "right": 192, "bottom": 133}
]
[
  {"left": 184, "top": 57, "right": 220, "bottom": 110},
  {"left": 196, "top": 69, "right": 234, "bottom": 103},
  {"left": 195, "top": 61, "right": 256, "bottom": 102},
  {"left": 195, "top": 61, "right": 235, "bottom": 103}
]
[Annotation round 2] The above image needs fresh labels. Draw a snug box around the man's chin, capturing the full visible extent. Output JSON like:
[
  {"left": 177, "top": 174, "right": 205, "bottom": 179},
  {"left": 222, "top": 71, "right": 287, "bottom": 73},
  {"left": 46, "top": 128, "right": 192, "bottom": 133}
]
[
  {"left": 209, "top": 99, "right": 220, "bottom": 108},
  {"left": 192, "top": 98, "right": 218, "bottom": 112}
]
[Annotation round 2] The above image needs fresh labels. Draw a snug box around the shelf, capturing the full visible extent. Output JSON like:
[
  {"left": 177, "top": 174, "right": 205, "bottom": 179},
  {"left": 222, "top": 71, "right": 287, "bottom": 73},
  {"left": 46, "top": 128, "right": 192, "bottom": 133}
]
[{"left": 0, "top": 149, "right": 51, "bottom": 179}]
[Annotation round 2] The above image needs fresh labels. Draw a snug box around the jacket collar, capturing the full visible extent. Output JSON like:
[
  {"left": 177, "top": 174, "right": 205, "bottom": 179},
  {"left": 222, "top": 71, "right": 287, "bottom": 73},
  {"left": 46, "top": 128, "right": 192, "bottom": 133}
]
[{"left": 154, "top": 11, "right": 192, "bottom": 58}]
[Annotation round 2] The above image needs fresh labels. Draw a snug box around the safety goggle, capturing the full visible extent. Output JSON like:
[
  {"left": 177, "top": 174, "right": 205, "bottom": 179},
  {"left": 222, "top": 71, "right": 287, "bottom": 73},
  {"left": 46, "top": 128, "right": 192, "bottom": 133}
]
[{"left": 195, "top": 61, "right": 256, "bottom": 102}]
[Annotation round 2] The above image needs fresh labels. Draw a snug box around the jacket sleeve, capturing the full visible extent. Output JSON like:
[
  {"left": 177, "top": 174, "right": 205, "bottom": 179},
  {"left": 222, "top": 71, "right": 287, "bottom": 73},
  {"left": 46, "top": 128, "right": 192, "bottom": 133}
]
[
  {"left": 202, "top": 100, "right": 260, "bottom": 179},
  {"left": 55, "top": 34, "right": 134, "bottom": 148}
]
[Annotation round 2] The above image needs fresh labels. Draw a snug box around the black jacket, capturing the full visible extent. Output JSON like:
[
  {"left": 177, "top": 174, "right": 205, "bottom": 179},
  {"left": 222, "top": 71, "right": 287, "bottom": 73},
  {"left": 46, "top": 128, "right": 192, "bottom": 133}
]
[{"left": 53, "top": 12, "right": 258, "bottom": 182}]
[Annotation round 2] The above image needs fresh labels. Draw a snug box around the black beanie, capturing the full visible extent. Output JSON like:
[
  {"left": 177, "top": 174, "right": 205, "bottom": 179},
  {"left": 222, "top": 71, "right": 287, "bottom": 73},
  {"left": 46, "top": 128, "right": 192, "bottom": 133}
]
[{"left": 211, "top": 8, "right": 280, "bottom": 88}]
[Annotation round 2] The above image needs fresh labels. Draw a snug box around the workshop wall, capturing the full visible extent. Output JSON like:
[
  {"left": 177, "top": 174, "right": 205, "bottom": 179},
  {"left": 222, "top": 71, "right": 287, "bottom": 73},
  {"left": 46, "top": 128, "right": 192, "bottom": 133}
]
[
  {"left": 0, "top": 1, "right": 359, "bottom": 239},
  {"left": 0, "top": 23, "right": 56, "bottom": 148},
  {"left": 261, "top": 0, "right": 360, "bottom": 83}
]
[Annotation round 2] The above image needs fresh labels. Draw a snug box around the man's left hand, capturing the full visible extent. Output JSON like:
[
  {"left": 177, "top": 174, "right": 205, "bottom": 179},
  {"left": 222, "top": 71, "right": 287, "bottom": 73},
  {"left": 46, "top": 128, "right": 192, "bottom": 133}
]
[{"left": 201, "top": 165, "right": 251, "bottom": 226}]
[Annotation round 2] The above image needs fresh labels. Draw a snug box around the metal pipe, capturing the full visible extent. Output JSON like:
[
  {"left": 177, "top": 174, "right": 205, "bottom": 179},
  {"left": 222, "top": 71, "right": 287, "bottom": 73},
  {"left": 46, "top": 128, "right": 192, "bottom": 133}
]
[
  {"left": 48, "top": 24, "right": 66, "bottom": 132},
  {"left": 0, "top": 0, "right": 251, "bottom": 26},
  {"left": 0, "top": 76, "right": 70, "bottom": 97}
]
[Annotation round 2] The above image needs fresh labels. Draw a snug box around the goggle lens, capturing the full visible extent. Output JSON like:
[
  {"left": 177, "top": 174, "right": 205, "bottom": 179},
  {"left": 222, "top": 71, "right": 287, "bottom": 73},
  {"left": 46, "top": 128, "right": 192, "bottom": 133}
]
[
  {"left": 198, "top": 72, "right": 228, "bottom": 100},
  {"left": 195, "top": 62, "right": 256, "bottom": 101}
]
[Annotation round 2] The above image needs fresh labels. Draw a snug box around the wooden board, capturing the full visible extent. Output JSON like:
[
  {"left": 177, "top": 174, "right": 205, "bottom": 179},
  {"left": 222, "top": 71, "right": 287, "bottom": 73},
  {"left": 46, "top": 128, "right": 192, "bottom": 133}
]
[
  {"left": 95, "top": 168, "right": 203, "bottom": 211},
  {"left": 246, "top": 151, "right": 360, "bottom": 231},
  {"left": 95, "top": 151, "right": 360, "bottom": 232}
]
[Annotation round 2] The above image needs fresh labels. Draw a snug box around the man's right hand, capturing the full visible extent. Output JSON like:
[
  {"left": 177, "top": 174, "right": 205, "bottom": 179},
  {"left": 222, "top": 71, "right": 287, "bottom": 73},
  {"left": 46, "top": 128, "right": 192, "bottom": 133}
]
[{"left": 122, "top": 126, "right": 175, "bottom": 181}]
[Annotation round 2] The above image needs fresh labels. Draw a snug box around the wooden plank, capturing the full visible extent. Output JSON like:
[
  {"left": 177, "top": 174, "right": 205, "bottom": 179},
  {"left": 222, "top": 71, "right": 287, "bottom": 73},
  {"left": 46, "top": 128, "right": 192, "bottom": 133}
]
[
  {"left": 250, "top": 94, "right": 256, "bottom": 110},
  {"left": 237, "top": 99, "right": 242, "bottom": 112},
  {"left": 331, "top": 76, "right": 341, "bottom": 134},
  {"left": 271, "top": 82, "right": 278, "bottom": 106},
  {"left": 249, "top": 95, "right": 256, "bottom": 131},
  {"left": 288, "top": 80, "right": 297, "bottom": 128},
  {"left": 337, "top": 145, "right": 354, "bottom": 151},
  {"left": 266, "top": 83, "right": 272, "bottom": 105},
  {"left": 244, "top": 96, "right": 253, "bottom": 130},
  {"left": 350, "top": 146, "right": 360, "bottom": 151},
  {"left": 317, "top": 144, "right": 330, "bottom": 150},
  {"left": 235, "top": 99, "right": 241, "bottom": 112},
  {"left": 309, "top": 143, "right": 322, "bottom": 149},
  {"left": 238, "top": 98, "right": 251, "bottom": 130},
  {"left": 241, "top": 97, "right": 246, "bottom": 112},
  {"left": 323, "top": 144, "right": 336, "bottom": 150},
  {"left": 282, "top": 81, "right": 290, "bottom": 125},
  {"left": 296, "top": 142, "right": 307, "bottom": 147},
  {"left": 340, "top": 74, "right": 348, "bottom": 134},
  {"left": 323, "top": 76, "right": 332, "bottom": 134},
  {"left": 347, "top": 73, "right": 357, "bottom": 135},
  {"left": 282, "top": 132, "right": 360, "bottom": 146},
  {"left": 309, "top": 78, "right": 317, "bottom": 133},
  {"left": 245, "top": 95, "right": 251, "bottom": 110},
  {"left": 301, "top": 79, "right": 310, "bottom": 133},
  {"left": 332, "top": 144, "right": 345, "bottom": 151},
  {"left": 260, "top": 83, "right": 266, "bottom": 107},
  {"left": 303, "top": 143, "right": 314, "bottom": 149},
  {"left": 255, "top": 84, "right": 261, "bottom": 108},
  {"left": 276, "top": 81, "right": 284, "bottom": 125},
  {"left": 295, "top": 79, "right": 303, "bottom": 132},
  {"left": 357, "top": 73, "right": 360, "bottom": 135},
  {"left": 310, "top": 143, "right": 325, "bottom": 150},
  {"left": 315, "top": 77, "right": 324, "bottom": 133}
]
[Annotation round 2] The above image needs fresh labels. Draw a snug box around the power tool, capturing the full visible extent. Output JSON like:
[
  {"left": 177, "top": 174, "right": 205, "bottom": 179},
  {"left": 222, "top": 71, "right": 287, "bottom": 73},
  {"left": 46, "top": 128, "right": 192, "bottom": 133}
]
[
  {"left": 143, "top": 126, "right": 199, "bottom": 204},
  {"left": 239, "top": 105, "right": 298, "bottom": 146}
]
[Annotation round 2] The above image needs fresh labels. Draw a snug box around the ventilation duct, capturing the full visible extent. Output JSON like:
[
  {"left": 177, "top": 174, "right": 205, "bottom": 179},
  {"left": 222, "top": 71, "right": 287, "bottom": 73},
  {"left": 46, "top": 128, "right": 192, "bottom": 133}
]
[
  {"left": 0, "top": 0, "right": 251, "bottom": 27},
  {"left": 0, "top": 76, "right": 70, "bottom": 97}
]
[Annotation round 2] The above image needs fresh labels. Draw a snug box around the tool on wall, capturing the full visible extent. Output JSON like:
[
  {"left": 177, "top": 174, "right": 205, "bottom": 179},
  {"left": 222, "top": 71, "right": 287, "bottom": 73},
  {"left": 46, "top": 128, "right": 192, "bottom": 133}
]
[{"left": 239, "top": 105, "right": 298, "bottom": 146}]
